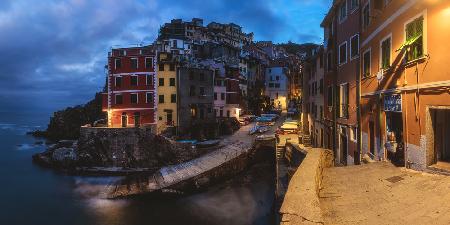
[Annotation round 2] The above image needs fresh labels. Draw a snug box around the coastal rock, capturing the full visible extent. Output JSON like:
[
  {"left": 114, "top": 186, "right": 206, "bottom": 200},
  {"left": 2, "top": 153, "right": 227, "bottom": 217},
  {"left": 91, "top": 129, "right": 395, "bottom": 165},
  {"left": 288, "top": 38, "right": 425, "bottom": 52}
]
[{"left": 52, "top": 147, "right": 77, "bottom": 162}]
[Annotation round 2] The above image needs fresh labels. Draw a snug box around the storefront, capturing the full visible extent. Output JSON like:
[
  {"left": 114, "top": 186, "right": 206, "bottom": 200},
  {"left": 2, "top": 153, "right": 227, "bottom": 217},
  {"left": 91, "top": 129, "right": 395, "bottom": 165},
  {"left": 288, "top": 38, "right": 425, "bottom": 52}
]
[{"left": 384, "top": 94, "right": 404, "bottom": 165}]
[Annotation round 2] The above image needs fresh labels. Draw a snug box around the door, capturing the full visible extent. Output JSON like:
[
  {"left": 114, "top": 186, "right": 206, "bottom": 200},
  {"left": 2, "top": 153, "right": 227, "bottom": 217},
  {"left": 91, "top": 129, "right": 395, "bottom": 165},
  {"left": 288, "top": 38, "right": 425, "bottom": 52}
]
[
  {"left": 434, "top": 110, "right": 450, "bottom": 162},
  {"left": 167, "top": 112, "right": 173, "bottom": 126},
  {"left": 369, "top": 121, "right": 375, "bottom": 157},
  {"left": 340, "top": 133, "right": 348, "bottom": 166},
  {"left": 134, "top": 112, "right": 140, "bottom": 127},
  {"left": 121, "top": 112, "right": 127, "bottom": 128}
]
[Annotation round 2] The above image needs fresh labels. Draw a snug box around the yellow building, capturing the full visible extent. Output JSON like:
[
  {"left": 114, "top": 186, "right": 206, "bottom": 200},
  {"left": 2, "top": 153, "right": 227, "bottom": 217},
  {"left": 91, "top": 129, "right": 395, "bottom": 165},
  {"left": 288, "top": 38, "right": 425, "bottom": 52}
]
[{"left": 156, "top": 53, "right": 178, "bottom": 134}]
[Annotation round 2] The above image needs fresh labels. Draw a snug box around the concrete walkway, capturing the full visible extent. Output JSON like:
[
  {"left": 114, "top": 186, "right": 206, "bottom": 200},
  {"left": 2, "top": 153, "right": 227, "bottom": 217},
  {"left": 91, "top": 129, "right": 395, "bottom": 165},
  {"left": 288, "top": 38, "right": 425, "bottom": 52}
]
[{"left": 320, "top": 163, "right": 450, "bottom": 225}]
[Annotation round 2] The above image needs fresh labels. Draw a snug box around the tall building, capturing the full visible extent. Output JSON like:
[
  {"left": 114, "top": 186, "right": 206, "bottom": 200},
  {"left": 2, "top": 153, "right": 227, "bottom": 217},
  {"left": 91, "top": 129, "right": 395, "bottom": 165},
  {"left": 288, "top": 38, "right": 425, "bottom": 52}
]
[
  {"left": 265, "top": 60, "right": 289, "bottom": 110},
  {"left": 359, "top": 0, "right": 450, "bottom": 170},
  {"left": 156, "top": 52, "right": 179, "bottom": 133},
  {"left": 102, "top": 46, "right": 157, "bottom": 131},
  {"left": 320, "top": 0, "right": 361, "bottom": 166}
]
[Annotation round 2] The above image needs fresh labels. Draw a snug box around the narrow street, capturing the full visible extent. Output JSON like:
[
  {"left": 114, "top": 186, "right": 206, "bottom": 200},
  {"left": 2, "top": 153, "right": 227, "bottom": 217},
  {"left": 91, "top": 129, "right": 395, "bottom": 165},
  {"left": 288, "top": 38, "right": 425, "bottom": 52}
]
[{"left": 320, "top": 163, "right": 450, "bottom": 225}]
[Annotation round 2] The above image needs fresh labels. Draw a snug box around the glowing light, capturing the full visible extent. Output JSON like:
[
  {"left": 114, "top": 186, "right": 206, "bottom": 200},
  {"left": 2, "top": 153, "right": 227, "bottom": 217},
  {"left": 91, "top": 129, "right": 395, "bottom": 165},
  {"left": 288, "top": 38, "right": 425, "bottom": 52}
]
[{"left": 443, "top": 7, "right": 450, "bottom": 17}]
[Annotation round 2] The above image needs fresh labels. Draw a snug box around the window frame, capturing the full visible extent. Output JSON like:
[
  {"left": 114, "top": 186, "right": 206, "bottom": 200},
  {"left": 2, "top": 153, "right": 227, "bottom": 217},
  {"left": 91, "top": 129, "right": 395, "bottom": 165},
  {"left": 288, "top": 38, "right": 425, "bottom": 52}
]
[
  {"left": 130, "top": 93, "right": 138, "bottom": 104},
  {"left": 338, "top": 41, "right": 348, "bottom": 66},
  {"left": 350, "top": 34, "right": 360, "bottom": 60},
  {"left": 130, "top": 75, "right": 138, "bottom": 86},
  {"left": 115, "top": 76, "right": 122, "bottom": 87},
  {"left": 362, "top": 48, "right": 372, "bottom": 77},
  {"left": 158, "top": 94, "right": 164, "bottom": 104},
  {"left": 403, "top": 13, "right": 426, "bottom": 62},
  {"left": 338, "top": 1, "right": 348, "bottom": 23},
  {"left": 159, "top": 78, "right": 164, "bottom": 86},
  {"left": 114, "top": 58, "right": 121, "bottom": 69},
  {"left": 130, "top": 58, "right": 138, "bottom": 69},
  {"left": 380, "top": 34, "right": 392, "bottom": 70},
  {"left": 115, "top": 94, "right": 123, "bottom": 105},
  {"left": 169, "top": 78, "right": 175, "bottom": 86},
  {"left": 146, "top": 75, "right": 152, "bottom": 86},
  {"left": 145, "top": 57, "right": 153, "bottom": 69},
  {"left": 171, "top": 94, "right": 176, "bottom": 103},
  {"left": 146, "top": 92, "right": 152, "bottom": 104},
  {"left": 362, "top": 1, "right": 370, "bottom": 30}
]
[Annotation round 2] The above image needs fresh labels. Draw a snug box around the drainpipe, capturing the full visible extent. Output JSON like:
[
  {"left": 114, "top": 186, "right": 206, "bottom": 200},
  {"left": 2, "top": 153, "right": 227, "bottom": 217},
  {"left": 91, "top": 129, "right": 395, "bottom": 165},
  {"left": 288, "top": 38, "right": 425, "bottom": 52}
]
[{"left": 355, "top": 3, "right": 362, "bottom": 165}]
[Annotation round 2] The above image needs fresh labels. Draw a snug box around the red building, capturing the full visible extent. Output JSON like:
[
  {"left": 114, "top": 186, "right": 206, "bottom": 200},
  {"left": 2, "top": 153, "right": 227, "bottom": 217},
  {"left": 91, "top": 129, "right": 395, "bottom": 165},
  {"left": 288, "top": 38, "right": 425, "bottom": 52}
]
[{"left": 102, "top": 46, "right": 157, "bottom": 131}]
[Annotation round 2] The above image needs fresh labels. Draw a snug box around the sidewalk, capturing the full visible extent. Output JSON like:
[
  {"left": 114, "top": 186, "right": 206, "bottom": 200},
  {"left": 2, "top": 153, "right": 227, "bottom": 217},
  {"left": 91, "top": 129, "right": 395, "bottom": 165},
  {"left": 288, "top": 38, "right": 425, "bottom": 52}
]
[{"left": 319, "top": 162, "right": 450, "bottom": 225}]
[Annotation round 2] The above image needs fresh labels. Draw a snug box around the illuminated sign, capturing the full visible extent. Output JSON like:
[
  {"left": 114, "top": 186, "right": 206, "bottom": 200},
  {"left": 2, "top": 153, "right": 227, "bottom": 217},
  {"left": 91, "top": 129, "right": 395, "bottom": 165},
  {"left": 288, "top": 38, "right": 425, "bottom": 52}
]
[{"left": 384, "top": 94, "right": 402, "bottom": 112}]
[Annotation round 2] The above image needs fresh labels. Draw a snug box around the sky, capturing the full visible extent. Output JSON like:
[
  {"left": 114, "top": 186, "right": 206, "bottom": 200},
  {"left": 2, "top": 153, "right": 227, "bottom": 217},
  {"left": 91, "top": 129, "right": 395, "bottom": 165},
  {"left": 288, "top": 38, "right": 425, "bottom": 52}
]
[{"left": 0, "top": 0, "right": 331, "bottom": 120}]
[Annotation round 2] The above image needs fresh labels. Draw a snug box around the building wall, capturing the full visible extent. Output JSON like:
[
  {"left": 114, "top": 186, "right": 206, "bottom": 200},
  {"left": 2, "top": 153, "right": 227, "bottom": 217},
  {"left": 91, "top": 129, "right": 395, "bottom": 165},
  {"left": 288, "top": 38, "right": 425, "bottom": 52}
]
[
  {"left": 103, "top": 47, "right": 157, "bottom": 129},
  {"left": 178, "top": 67, "right": 215, "bottom": 133},
  {"left": 265, "top": 67, "right": 288, "bottom": 110},
  {"left": 360, "top": 0, "right": 450, "bottom": 169},
  {"left": 156, "top": 61, "right": 178, "bottom": 133}
]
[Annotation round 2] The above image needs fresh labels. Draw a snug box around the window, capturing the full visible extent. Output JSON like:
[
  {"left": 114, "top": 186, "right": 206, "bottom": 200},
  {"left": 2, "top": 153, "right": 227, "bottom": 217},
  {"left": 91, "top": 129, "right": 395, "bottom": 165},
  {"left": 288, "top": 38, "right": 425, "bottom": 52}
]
[
  {"left": 146, "top": 92, "right": 152, "bottom": 103},
  {"left": 221, "top": 93, "right": 225, "bottom": 100},
  {"left": 214, "top": 92, "right": 217, "bottom": 100},
  {"left": 363, "top": 3, "right": 370, "bottom": 29},
  {"left": 169, "top": 64, "right": 175, "bottom": 71},
  {"left": 338, "top": 83, "right": 349, "bottom": 118},
  {"left": 339, "top": 1, "right": 347, "bottom": 23},
  {"left": 159, "top": 64, "right": 164, "bottom": 71},
  {"left": 327, "top": 86, "right": 333, "bottom": 107},
  {"left": 405, "top": 16, "right": 424, "bottom": 62},
  {"left": 381, "top": 36, "right": 391, "bottom": 69},
  {"left": 130, "top": 76, "right": 138, "bottom": 86},
  {"left": 275, "top": 83, "right": 280, "bottom": 88},
  {"left": 320, "top": 106, "right": 323, "bottom": 119},
  {"left": 131, "top": 93, "right": 138, "bottom": 104},
  {"left": 349, "top": 0, "right": 359, "bottom": 11},
  {"left": 172, "top": 40, "right": 177, "bottom": 48},
  {"left": 115, "top": 76, "right": 122, "bottom": 87},
  {"left": 131, "top": 58, "right": 138, "bottom": 69},
  {"left": 145, "top": 57, "right": 153, "bottom": 69},
  {"left": 159, "top": 78, "right": 164, "bottom": 86},
  {"left": 363, "top": 49, "right": 371, "bottom": 77},
  {"left": 339, "top": 42, "right": 347, "bottom": 65},
  {"left": 276, "top": 76, "right": 280, "bottom": 81},
  {"left": 158, "top": 95, "right": 164, "bottom": 103},
  {"left": 199, "top": 87, "right": 205, "bottom": 96},
  {"left": 190, "top": 86, "right": 195, "bottom": 96},
  {"left": 171, "top": 94, "right": 176, "bottom": 103},
  {"left": 115, "top": 58, "right": 121, "bottom": 69},
  {"left": 146, "top": 75, "right": 152, "bottom": 86},
  {"left": 350, "top": 34, "right": 359, "bottom": 59},
  {"left": 269, "top": 83, "right": 274, "bottom": 88},
  {"left": 115, "top": 94, "right": 123, "bottom": 104},
  {"left": 169, "top": 78, "right": 175, "bottom": 86}
]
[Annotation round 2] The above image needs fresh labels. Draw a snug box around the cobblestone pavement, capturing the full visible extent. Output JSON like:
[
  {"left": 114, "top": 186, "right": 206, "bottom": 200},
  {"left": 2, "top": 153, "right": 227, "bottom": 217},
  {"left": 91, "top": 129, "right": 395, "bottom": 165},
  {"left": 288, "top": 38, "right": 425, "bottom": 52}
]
[{"left": 320, "top": 162, "right": 450, "bottom": 225}]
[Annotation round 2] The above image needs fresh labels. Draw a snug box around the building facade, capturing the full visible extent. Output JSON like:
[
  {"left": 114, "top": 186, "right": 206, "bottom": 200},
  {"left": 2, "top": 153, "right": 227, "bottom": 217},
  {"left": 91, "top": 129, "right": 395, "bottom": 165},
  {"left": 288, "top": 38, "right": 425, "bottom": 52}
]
[
  {"left": 156, "top": 52, "right": 179, "bottom": 133},
  {"left": 360, "top": 0, "right": 450, "bottom": 170},
  {"left": 266, "top": 64, "right": 289, "bottom": 110},
  {"left": 102, "top": 46, "right": 157, "bottom": 131}
]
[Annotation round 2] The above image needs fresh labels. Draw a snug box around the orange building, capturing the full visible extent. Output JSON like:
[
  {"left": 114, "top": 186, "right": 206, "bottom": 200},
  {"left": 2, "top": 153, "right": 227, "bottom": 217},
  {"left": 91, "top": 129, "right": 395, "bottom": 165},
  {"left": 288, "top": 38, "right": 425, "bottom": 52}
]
[{"left": 359, "top": 0, "right": 450, "bottom": 171}]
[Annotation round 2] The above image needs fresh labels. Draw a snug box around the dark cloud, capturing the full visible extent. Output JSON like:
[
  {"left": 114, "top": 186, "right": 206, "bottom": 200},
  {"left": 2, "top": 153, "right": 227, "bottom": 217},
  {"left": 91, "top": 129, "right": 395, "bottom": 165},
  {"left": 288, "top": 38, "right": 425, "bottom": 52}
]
[{"left": 0, "top": 0, "right": 328, "bottom": 117}]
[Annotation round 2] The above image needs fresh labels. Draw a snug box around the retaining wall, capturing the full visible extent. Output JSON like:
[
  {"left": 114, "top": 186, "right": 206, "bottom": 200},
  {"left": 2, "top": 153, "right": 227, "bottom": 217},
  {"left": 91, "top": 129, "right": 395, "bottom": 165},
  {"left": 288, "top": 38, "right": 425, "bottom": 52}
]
[{"left": 279, "top": 148, "right": 333, "bottom": 225}]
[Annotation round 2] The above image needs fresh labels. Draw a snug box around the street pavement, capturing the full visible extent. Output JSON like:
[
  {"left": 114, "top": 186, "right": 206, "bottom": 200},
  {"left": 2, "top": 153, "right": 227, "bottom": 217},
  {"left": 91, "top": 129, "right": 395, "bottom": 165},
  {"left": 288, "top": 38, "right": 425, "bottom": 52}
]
[{"left": 319, "top": 162, "right": 450, "bottom": 225}]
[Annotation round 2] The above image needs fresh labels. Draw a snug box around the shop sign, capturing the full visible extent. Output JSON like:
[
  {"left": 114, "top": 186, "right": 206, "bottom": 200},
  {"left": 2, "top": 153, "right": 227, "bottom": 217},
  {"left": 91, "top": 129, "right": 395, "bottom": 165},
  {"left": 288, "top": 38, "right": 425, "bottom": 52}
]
[{"left": 384, "top": 94, "right": 402, "bottom": 112}]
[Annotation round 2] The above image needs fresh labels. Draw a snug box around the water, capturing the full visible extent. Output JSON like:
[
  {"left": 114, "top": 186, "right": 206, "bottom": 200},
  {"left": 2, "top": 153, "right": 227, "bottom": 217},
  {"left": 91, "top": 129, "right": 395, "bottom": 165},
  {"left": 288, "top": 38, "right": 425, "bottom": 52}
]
[{"left": 0, "top": 110, "right": 275, "bottom": 225}]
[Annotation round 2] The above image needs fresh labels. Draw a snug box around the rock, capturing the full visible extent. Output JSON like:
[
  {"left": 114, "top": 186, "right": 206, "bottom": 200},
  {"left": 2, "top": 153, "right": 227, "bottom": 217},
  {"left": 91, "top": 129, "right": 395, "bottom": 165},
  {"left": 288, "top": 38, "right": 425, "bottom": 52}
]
[
  {"left": 52, "top": 147, "right": 77, "bottom": 162},
  {"left": 58, "top": 140, "right": 75, "bottom": 148}
]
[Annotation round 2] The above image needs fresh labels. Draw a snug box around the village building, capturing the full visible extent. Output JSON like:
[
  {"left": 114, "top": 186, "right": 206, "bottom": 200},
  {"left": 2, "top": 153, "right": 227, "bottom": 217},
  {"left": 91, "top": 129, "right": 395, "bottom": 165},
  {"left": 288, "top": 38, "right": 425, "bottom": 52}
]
[
  {"left": 265, "top": 61, "right": 289, "bottom": 110},
  {"left": 102, "top": 46, "right": 157, "bottom": 131},
  {"left": 359, "top": 0, "right": 450, "bottom": 171},
  {"left": 156, "top": 52, "right": 179, "bottom": 134}
]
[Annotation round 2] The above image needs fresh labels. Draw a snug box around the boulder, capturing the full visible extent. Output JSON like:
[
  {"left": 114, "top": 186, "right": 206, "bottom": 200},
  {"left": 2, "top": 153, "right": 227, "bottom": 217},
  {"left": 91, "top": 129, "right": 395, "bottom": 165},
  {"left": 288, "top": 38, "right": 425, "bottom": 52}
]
[{"left": 52, "top": 147, "right": 77, "bottom": 162}]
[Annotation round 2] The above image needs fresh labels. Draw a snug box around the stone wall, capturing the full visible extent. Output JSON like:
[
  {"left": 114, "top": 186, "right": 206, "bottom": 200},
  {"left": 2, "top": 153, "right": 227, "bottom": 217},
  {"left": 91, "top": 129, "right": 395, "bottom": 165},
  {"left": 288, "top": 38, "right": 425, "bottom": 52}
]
[
  {"left": 78, "top": 127, "right": 196, "bottom": 168},
  {"left": 279, "top": 148, "right": 333, "bottom": 225}
]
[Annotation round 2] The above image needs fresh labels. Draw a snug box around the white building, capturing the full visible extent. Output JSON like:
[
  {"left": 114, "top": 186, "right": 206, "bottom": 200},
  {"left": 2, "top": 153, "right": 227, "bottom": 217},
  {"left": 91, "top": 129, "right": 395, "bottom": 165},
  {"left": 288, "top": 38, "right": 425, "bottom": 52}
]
[{"left": 265, "top": 66, "right": 288, "bottom": 110}]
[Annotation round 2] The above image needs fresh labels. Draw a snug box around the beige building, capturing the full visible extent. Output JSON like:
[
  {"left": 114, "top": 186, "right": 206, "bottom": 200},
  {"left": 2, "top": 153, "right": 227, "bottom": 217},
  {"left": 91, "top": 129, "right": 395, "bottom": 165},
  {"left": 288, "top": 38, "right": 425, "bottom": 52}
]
[{"left": 156, "top": 53, "right": 178, "bottom": 133}]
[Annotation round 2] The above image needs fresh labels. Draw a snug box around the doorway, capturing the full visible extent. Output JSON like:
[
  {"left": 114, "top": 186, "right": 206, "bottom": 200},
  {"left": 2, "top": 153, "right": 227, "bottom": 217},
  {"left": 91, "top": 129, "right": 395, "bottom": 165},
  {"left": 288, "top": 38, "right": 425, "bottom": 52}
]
[
  {"left": 121, "top": 112, "right": 127, "bottom": 128},
  {"left": 432, "top": 109, "right": 450, "bottom": 163},
  {"left": 134, "top": 112, "right": 140, "bottom": 128},
  {"left": 369, "top": 120, "right": 375, "bottom": 157},
  {"left": 340, "top": 127, "right": 348, "bottom": 166}
]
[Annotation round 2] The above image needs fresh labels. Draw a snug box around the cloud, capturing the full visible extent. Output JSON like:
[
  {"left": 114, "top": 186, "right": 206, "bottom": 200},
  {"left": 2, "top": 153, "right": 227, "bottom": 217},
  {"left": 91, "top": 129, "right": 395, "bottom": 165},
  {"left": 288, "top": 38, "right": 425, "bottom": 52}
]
[{"left": 0, "top": 0, "right": 328, "bottom": 116}]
